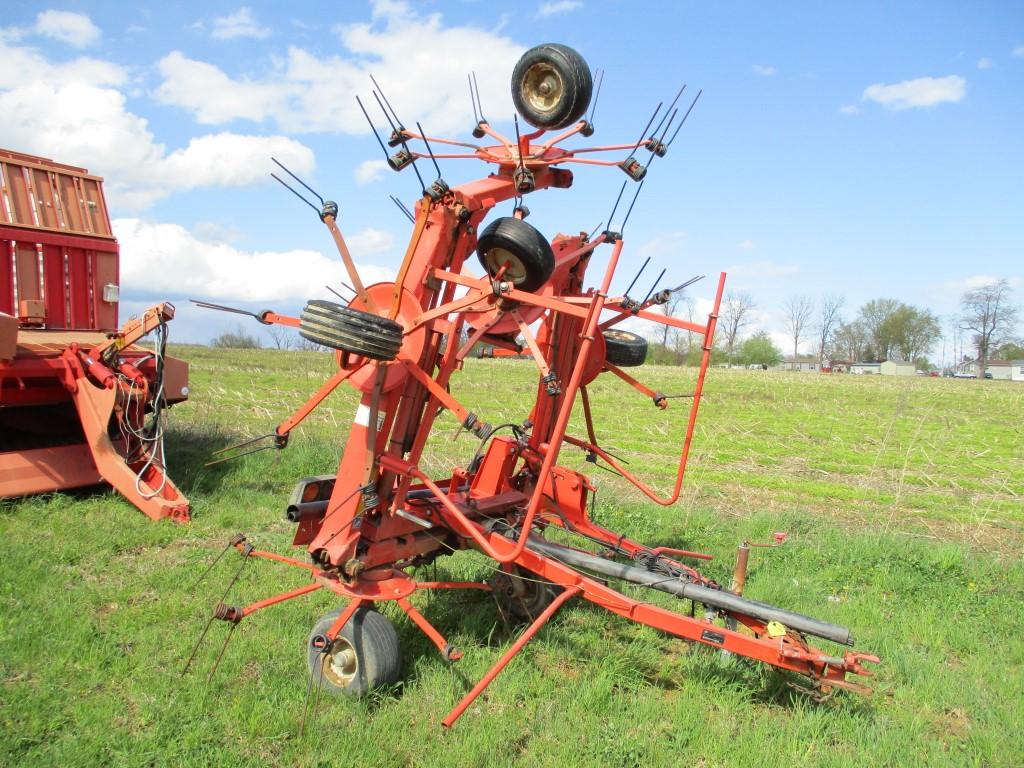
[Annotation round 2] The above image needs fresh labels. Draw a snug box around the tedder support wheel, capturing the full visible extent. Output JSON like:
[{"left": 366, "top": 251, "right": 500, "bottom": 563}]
[
  {"left": 603, "top": 329, "right": 648, "bottom": 367},
  {"left": 511, "top": 43, "right": 593, "bottom": 130},
  {"left": 476, "top": 217, "right": 555, "bottom": 293},
  {"left": 307, "top": 607, "right": 401, "bottom": 697},
  {"left": 490, "top": 567, "right": 561, "bottom": 623},
  {"left": 299, "top": 299, "right": 403, "bottom": 360}
]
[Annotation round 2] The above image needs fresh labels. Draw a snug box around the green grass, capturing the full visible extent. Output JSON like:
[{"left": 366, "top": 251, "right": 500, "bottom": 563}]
[{"left": 2, "top": 346, "right": 1022, "bottom": 767}]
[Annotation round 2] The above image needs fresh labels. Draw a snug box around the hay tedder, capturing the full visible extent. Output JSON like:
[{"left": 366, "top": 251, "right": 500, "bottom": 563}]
[
  {"left": 189, "top": 44, "right": 878, "bottom": 725},
  {"left": 0, "top": 149, "right": 190, "bottom": 522}
]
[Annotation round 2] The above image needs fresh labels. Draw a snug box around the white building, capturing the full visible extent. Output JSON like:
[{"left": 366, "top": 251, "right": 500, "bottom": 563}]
[
  {"left": 778, "top": 356, "right": 819, "bottom": 372},
  {"left": 880, "top": 360, "right": 916, "bottom": 377},
  {"left": 850, "top": 362, "right": 881, "bottom": 375},
  {"left": 961, "top": 359, "right": 1024, "bottom": 381}
]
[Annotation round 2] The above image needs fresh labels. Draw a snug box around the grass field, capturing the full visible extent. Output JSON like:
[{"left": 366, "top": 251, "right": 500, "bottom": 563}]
[{"left": 2, "top": 346, "right": 1022, "bottom": 767}]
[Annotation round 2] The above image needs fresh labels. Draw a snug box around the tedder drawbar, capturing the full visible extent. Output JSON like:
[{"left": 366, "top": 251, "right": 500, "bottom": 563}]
[{"left": 188, "top": 44, "right": 878, "bottom": 726}]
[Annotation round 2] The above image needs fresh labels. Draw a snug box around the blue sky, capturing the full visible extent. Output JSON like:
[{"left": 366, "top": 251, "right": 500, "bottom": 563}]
[{"left": 2, "top": 1, "right": 1021, "bottom": 361}]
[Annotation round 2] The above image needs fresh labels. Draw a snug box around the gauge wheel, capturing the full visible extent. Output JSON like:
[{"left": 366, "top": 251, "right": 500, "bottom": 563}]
[
  {"left": 490, "top": 567, "right": 561, "bottom": 623},
  {"left": 603, "top": 329, "right": 648, "bottom": 367},
  {"left": 511, "top": 43, "right": 593, "bottom": 130},
  {"left": 299, "top": 299, "right": 403, "bottom": 360},
  {"left": 307, "top": 607, "right": 402, "bottom": 697},
  {"left": 476, "top": 217, "right": 554, "bottom": 293}
]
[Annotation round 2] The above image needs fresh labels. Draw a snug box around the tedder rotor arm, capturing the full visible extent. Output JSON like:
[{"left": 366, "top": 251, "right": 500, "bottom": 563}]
[{"left": 190, "top": 300, "right": 300, "bottom": 328}]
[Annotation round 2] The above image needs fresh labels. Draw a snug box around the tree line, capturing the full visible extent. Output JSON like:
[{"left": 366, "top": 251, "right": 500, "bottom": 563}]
[
  {"left": 652, "top": 279, "right": 1020, "bottom": 375},
  {"left": 207, "top": 280, "right": 1021, "bottom": 379}
]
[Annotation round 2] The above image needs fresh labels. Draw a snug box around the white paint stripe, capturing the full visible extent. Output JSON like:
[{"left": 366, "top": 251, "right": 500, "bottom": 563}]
[{"left": 354, "top": 403, "right": 371, "bottom": 427}]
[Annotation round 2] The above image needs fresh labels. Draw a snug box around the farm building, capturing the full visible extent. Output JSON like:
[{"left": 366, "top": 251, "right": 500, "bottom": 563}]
[
  {"left": 880, "top": 360, "right": 916, "bottom": 376},
  {"left": 825, "top": 359, "right": 853, "bottom": 373},
  {"left": 959, "top": 359, "right": 1024, "bottom": 380},
  {"left": 850, "top": 362, "right": 881, "bottom": 375},
  {"left": 777, "top": 356, "right": 819, "bottom": 372}
]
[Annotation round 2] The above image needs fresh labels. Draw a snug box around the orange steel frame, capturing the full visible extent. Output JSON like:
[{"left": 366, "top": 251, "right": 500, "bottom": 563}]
[{"left": 204, "top": 114, "right": 877, "bottom": 725}]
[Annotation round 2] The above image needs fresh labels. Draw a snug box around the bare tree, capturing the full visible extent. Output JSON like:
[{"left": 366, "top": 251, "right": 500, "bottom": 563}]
[
  {"left": 961, "top": 279, "right": 1019, "bottom": 378},
  {"left": 816, "top": 294, "right": 844, "bottom": 364},
  {"left": 266, "top": 325, "right": 294, "bottom": 350},
  {"left": 658, "top": 292, "right": 687, "bottom": 361},
  {"left": 831, "top": 320, "right": 868, "bottom": 362},
  {"left": 681, "top": 295, "right": 697, "bottom": 359},
  {"left": 719, "top": 291, "right": 755, "bottom": 363},
  {"left": 783, "top": 295, "right": 815, "bottom": 360}
]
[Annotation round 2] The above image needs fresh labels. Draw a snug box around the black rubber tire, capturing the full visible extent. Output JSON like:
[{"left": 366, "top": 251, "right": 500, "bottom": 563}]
[
  {"left": 511, "top": 44, "right": 593, "bottom": 130},
  {"left": 490, "top": 567, "right": 560, "bottom": 623},
  {"left": 603, "top": 329, "right": 648, "bottom": 367},
  {"left": 307, "top": 607, "right": 401, "bottom": 697},
  {"left": 476, "top": 217, "right": 554, "bottom": 293},
  {"left": 299, "top": 299, "right": 403, "bottom": 360}
]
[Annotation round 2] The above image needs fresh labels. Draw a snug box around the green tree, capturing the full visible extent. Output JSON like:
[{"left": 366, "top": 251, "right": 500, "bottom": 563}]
[
  {"left": 853, "top": 299, "right": 941, "bottom": 361},
  {"left": 881, "top": 305, "right": 941, "bottom": 360},
  {"left": 996, "top": 340, "right": 1024, "bottom": 360},
  {"left": 737, "top": 331, "right": 782, "bottom": 366}
]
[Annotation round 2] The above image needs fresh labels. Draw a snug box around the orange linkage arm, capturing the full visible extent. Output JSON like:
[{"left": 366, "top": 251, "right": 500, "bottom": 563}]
[{"left": 565, "top": 272, "right": 726, "bottom": 506}]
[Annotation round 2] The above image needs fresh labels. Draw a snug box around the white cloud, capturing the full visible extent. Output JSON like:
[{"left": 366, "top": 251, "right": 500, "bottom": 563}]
[
  {"left": 636, "top": 230, "right": 687, "bottom": 258},
  {"left": 927, "top": 274, "right": 1023, "bottom": 304},
  {"left": 0, "top": 39, "right": 315, "bottom": 210},
  {"left": 736, "top": 239, "right": 755, "bottom": 250},
  {"left": 354, "top": 159, "right": 388, "bottom": 184},
  {"left": 160, "top": 133, "right": 313, "bottom": 191},
  {"left": 154, "top": 1, "right": 525, "bottom": 134},
  {"left": 537, "top": 1, "right": 583, "bottom": 18},
  {"left": 34, "top": 10, "right": 100, "bottom": 48},
  {"left": 193, "top": 221, "right": 243, "bottom": 243},
  {"left": 0, "top": 38, "right": 126, "bottom": 89},
  {"left": 862, "top": 75, "right": 966, "bottom": 110},
  {"left": 347, "top": 227, "right": 395, "bottom": 255},
  {"left": 725, "top": 260, "right": 798, "bottom": 278},
  {"left": 114, "top": 218, "right": 395, "bottom": 304},
  {"left": 156, "top": 51, "right": 288, "bottom": 124},
  {"left": 752, "top": 64, "right": 776, "bottom": 77},
  {"left": 977, "top": 57, "right": 994, "bottom": 70},
  {"left": 839, "top": 104, "right": 861, "bottom": 115},
  {"left": 210, "top": 7, "right": 271, "bottom": 40},
  {"left": 1013, "top": 45, "right": 1024, "bottom": 58}
]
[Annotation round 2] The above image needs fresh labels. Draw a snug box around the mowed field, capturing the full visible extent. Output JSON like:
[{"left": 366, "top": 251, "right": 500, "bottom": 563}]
[{"left": 2, "top": 345, "right": 1022, "bottom": 768}]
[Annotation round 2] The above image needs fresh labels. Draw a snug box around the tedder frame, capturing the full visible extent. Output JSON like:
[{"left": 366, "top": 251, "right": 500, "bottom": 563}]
[{"left": 188, "top": 43, "right": 878, "bottom": 727}]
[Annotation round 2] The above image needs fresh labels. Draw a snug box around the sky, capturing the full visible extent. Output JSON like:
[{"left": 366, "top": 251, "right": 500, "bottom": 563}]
[{"left": 2, "top": 1, "right": 1022, "bottom": 362}]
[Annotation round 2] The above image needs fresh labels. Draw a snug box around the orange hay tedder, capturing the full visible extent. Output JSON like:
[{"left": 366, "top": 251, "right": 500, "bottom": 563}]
[
  {"left": 0, "top": 149, "right": 190, "bottom": 522},
  {"left": 187, "top": 44, "right": 878, "bottom": 725}
]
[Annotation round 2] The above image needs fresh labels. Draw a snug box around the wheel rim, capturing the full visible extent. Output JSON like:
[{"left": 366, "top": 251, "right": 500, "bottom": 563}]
[
  {"left": 482, "top": 247, "right": 527, "bottom": 283},
  {"left": 604, "top": 330, "right": 633, "bottom": 342},
  {"left": 494, "top": 570, "right": 551, "bottom": 619},
  {"left": 321, "top": 638, "right": 358, "bottom": 688},
  {"left": 520, "top": 62, "right": 565, "bottom": 116}
]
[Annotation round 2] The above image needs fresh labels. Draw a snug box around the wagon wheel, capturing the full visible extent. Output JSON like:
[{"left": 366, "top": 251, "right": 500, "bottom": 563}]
[
  {"left": 603, "top": 329, "right": 648, "bottom": 367},
  {"left": 476, "top": 217, "right": 555, "bottom": 293},
  {"left": 307, "top": 606, "right": 402, "bottom": 697},
  {"left": 490, "top": 567, "right": 560, "bottom": 623},
  {"left": 299, "top": 299, "right": 403, "bottom": 361},
  {"left": 512, "top": 44, "right": 593, "bottom": 130}
]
